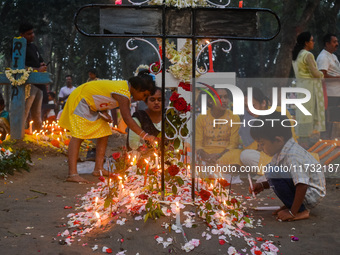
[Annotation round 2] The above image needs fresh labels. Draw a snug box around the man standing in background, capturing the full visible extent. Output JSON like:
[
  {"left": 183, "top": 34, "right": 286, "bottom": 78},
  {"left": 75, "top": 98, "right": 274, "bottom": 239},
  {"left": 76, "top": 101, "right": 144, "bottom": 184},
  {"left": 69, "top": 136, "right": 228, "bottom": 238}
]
[
  {"left": 58, "top": 75, "right": 76, "bottom": 108},
  {"left": 316, "top": 33, "right": 340, "bottom": 138}
]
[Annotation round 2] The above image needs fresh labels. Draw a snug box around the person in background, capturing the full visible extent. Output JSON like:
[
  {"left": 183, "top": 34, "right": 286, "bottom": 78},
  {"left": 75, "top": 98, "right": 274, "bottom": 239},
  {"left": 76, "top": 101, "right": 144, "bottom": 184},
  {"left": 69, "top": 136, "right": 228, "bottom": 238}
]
[
  {"left": 316, "top": 33, "right": 340, "bottom": 138},
  {"left": 249, "top": 112, "right": 325, "bottom": 222},
  {"left": 195, "top": 87, "right": 242, "bottom": 166},
  {"left": 292, "top": 31, "right": 325, "bottom": 143},
  {"left": 0, "top": 96, "right": 10, "bottom": 140},
  {"left": 87, "top": 68, "right": 100, "bottom": 82},
  {"left": 58, "top": 75, "right": 76, "bottom": 109},
  {"left": 45, "top": 92, "right": 56, "bottom": 123},
  {"left": 239, "top": 87, "right": 297, "bottom": 178},
  {"left": 127, "top": 87, "right": 162, "bottom": 150},
  {"left": 19, "top": 22, "right": 47, "bottom": 131},
  {"left": 59, "top": 76, "right": 156, "bottom": 183}
]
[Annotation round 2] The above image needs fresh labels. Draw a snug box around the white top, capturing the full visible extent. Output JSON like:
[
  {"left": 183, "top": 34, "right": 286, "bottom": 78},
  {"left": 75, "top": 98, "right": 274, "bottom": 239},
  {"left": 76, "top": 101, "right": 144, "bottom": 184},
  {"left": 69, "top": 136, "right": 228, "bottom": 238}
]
[
  {"left": 316, "top": 49, "right": 340, "bottom": 96},
  {"left": 58, "top": 86, "right": 76, "bottom": 100},
  {"left": 47, "top": 100, "right": 56, "bottom": 118}
]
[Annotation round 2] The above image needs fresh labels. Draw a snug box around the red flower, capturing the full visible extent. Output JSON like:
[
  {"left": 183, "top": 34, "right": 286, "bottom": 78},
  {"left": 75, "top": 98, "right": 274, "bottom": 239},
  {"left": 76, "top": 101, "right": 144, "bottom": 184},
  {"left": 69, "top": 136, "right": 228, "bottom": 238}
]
[
  {"left": 199, "top": 189, "right": 211, "bottom": 201},
  {"left": 254, "top": 250, "right": 262, "bottom": 255},
  {"left": 218, "top": 179, "right": 230, "bottom": 188},
  {"left": 137, "top": 194, "right": 149, "bottom": 200},
  {"left": 150, "top": 61, "right": 161, "bottom": 72},
  {"left": 167, "top": 165, "right": 180, "bottom": 176},
  {"left": 112, "top": 152, "right": 121, "bottom": 160},
  {"left": 186, "top": 103, "right": 191, "bottom": 112},
  {"left": 178, "top": 82, "right": 191, "bottom": 91},
  {"left": 219, "top": 239, "right": 226, "bottom": 245},
  {"left": 169, "top": 92, "right": 180, "bottom": 102},
  {"left": 173, "top": 97, "right": 188, "bottom": 112},
  {"left": 99, "top": 176, "right": 105, "bottom": 182},
  {"left": 230, "top": 198, "right": 238, "bottom": 204}
]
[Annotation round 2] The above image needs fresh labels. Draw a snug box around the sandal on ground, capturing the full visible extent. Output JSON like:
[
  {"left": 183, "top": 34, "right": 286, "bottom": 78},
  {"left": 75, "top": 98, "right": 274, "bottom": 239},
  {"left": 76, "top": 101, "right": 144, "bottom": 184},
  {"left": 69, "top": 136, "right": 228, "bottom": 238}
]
[{"left": 65, "top": 174, "right": 90, "bottom": 184}]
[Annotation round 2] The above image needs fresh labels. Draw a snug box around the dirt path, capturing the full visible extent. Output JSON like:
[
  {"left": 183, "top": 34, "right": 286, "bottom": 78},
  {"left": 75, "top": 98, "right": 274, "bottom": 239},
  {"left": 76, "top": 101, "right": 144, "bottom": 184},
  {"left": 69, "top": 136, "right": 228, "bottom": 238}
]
[{"left": 0, "top": 137, "right": 339, "bottom": 254}]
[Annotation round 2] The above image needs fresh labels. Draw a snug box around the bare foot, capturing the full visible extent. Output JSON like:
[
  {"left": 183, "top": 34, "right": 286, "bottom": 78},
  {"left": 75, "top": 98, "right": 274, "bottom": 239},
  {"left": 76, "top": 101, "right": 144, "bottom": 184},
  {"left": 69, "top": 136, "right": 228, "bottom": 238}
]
[
  {"left": 272, "top": 205, "right": 287, "bottom": 215},
  {"left": 66, "top": 174, "right": 90, "bottom": 184},
  {"left": 92, "top": 169, "right": 110, "bottom": 176},
  {"left": 289, "top": 210, "right": 310, "bottom": 221}
]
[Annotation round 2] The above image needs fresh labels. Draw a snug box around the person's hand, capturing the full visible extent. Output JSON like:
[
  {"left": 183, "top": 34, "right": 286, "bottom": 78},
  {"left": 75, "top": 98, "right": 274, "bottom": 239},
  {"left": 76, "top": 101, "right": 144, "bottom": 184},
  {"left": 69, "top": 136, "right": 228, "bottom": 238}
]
[
  {"left": 144, "top": 134, "right": 156, "bottom": 143},
  {"left": 38, "top": 66, "right": 47, "bottom": 72},
  {"left": 250, "top": 182, "right": 264, "bottom": 195},
  {"left": 99, "top": 111, "right": 112, "bottom": 122},
  {"left": 277, "top": 209, "right": 295, "bottom": 221}
]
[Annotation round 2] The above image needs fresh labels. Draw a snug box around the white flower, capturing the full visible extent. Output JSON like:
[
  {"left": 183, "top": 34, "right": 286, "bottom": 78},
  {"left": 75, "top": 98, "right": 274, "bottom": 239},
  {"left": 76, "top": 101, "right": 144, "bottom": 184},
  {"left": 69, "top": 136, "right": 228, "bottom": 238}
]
[{"left": 228, "top": 246, "right": 239, "bottom": 255}]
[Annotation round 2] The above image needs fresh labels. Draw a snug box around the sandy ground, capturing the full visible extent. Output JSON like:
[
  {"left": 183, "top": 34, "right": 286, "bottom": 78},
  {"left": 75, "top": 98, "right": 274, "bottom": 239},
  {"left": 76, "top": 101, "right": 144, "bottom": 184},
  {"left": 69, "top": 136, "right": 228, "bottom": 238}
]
[{"left": 0, "top": 135, "right": 339, "bottom": 255}]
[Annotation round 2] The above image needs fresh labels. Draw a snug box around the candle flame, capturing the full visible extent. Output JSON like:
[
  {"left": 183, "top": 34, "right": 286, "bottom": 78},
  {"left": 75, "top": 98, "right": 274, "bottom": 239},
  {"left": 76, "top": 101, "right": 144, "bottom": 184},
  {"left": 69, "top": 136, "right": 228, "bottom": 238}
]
[
  {"left": 176, "top": 202, "right": 179, "bottom": 207},
  {"left": 30, "top": 120, "right": 33, "bottom": 124},
  {"left": 95, "top": 197, "right": 98, "bottom": 203},
  {"left": 206, "top": 40, "right": 210, "bottom": 44},
  {"left": 154, "top": 153, "right": 157, "bottom": 157},
  {"left": 95, "top": 211, "right": 100, "bottom": 219},
  {"left": 118, "top": 176, "right": 122, "bottom": 180},
  {"left": 144, "top": 159, "right": 148, "bottom": 164},
  {"left": 221, "top": 210, "right": 225, "bottom": 217},
  {"left": 130, "top": 192, "right": 134, "bottom": 198}
]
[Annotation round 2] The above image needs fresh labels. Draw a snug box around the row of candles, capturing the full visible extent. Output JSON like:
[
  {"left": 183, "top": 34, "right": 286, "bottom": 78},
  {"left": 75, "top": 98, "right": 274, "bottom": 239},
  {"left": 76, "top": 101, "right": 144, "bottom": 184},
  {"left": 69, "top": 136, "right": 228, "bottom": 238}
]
[{"left": 28, "top": 120, "right": 69, "bottom": 143}]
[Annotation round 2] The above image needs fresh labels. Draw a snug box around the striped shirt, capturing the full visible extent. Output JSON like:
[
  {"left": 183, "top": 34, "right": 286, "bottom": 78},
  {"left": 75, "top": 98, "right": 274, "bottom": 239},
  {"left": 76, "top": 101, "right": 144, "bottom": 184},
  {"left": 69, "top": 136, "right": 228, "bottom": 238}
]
[{"left": 268, "top": 138, "right": 326, "bottom": 208}]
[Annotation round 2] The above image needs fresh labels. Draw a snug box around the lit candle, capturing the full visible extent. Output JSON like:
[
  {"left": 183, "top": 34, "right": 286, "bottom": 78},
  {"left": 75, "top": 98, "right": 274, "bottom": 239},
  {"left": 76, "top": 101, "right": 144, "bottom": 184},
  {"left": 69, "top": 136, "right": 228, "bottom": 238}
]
[
  {"left": 154, "top": 153, "right": 158, "bottom": 169},
  {"left": 95, "top": 197, "right": 98, "bottom": 207},
  {"left": 175, "top": 202, "right": 181, "bottom": 227},
  {"left": 239, "top": 1, "right": 243, "bottom": 8},
  {"left": 130, "top": 192, "right": 135, "bottom": 207},
  {"left": 95, "top": 211, "right": 101, "bottom": 226},
  {"left": 206, "top": 41, "right": 214, "bottom": 73},
  {"left": 220, "top": 210, "right": 225, "bottom": 223},
  {"left": 144, "top": 159, "right": 149, "bottom": 186},
  {"left": 118, "top": 182, "right": 124, "bottom": 200},
  {"left": 159, "top": 45, "right": 162, "bottom": 59},
  {"left": 29, "top": 120, "right": 33, "bottom": 134}
]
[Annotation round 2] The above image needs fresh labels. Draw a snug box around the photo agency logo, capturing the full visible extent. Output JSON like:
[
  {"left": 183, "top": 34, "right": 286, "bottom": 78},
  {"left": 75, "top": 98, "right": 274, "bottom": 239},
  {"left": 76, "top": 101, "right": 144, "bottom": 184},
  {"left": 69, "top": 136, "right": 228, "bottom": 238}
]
[{"left": 199, "top": 83, "right": 312, "bottom": 128}]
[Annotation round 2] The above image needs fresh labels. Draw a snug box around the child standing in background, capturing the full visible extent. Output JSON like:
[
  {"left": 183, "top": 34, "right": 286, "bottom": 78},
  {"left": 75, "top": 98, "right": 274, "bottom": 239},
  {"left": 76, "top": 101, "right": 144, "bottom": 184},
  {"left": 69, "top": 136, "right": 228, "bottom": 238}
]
[{"left": 46, "top": 92, "right": 56, "bottom": 123}]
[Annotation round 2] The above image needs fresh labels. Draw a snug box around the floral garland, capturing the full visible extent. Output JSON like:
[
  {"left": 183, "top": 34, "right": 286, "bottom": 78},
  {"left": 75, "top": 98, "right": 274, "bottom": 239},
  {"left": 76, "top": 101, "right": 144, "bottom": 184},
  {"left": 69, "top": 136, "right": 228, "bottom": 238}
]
[
  {"left": 5, "top": 67, "right": 33, "bottom": 86},
  {"left": 156, "top": 38, "right": 205, "bottom": 83},
  {"left": 148, "top": 0, "right": 208, "bottom": 8}
]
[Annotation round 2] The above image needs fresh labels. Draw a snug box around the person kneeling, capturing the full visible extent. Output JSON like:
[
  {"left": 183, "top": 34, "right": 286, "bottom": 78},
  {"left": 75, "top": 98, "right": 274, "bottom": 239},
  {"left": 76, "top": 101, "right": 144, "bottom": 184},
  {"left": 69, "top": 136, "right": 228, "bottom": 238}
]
[{"left": 249, "top": 112, "right": 326, "bottom": 221}]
